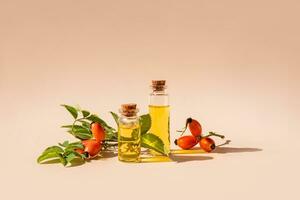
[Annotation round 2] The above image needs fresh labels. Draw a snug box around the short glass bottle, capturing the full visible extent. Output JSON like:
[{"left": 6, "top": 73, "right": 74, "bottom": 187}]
[{"left": 118, "top": 104, "right": 141, "bottom": 162}]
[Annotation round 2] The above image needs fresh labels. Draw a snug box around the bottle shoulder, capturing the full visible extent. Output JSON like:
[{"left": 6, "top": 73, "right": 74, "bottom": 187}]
[{"left": 118, "top": 115, "right": 140, "bottom": 126}]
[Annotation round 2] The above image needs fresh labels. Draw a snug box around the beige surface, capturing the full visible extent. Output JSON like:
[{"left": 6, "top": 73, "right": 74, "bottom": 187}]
[{"left": 0, "top": 0, "right": 299, "bottom": 199}]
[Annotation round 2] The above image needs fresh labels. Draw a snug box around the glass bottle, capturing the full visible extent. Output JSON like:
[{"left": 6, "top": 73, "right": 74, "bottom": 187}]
[
  {"left": 149, "top": 80, "right": 170, "bottom": 155},
  {"left": 118, "top": 103, "right": 141, "bottom": 162}
]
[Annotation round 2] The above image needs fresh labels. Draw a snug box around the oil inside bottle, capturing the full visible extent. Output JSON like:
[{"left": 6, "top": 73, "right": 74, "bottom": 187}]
[
  {"left": 118, "top": 124, "right": 140, "bottom": 162},
  {"left": 149, "top": 105, "right": 170, "bottom": 154}
]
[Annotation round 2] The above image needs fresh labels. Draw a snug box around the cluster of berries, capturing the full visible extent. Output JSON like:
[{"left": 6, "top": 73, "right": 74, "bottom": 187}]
[
  {"left": 75, "top": 123, "right": 105, "bottom": 158},
  {"left": 174, "top": 118, "right": 224, "bottom": 152}
]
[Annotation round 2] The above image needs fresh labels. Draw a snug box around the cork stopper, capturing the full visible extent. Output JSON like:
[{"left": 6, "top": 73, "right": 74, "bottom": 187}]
[
  {"left": 151, "top": 80, "right": 166, "bottom": 91},
  {"left": 120, "top": 103, "right": 138, "bottom": 117}
]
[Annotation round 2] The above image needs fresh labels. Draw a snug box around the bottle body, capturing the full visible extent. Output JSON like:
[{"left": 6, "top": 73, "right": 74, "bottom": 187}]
[
  {"left": 149, "top": 86, "right": 170, "bottom": 155},
  {"left": 118, "top": 111, "right": 141, "bottom": 162}
]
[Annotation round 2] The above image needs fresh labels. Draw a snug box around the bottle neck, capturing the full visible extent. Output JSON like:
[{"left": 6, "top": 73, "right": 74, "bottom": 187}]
[
  {"left": 149, "top": 90, "right": 169, "bottom": 106},
  {"left": 119, "top": 112, "right": 138, "bottom": 118}
]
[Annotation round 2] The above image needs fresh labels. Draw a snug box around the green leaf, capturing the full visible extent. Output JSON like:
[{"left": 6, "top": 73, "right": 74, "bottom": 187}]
[
  {"left": 65, "top": 152, "right": 78, "bottom": 163},
  {"left": 72, "top": 126, "right": 90, "bottom": 133},
  {"left": 66, "top": 125, "right": 92, "bottom": 139},
  {"left": 119, "top": 128, "right": 140, "bottom": 141},
  {"left": 81, "top": 121, "right": 91, "bottom": 129},
  {"left": 141, "top": 133, "right": 166, "bottom": 155},
  {"left": 68, "top": 141, "right": 84, "bottom": 146},
  {"left": 37, "top": 152, "right": 61, "bottom": 163},
  {"left": 140, "top": 114, "right": 151, "bottom": 135},
  {"left": 82, "top": 110, "right": 90, "bottom": 117},
  {"left": 67, "top": 129, "right": 74, "bottom": 135},
  {"left": 86, "top": 114, "right": 105, "bottom": 125},
  {"left": 74, "top": 132, "right": 92, "bottom": 140},
  {"left": 65, "top": 148, "right": 87, "bottom": 160},
  {"left": 74, "top": 151, "right": 88, "bottom": 159},
  {"left": 43, "top": 146, "right": 64, "bottom": 154},
  {"left": 65, "top": 149, "right": 87, "bottom": 161},
  {"left": 132, "top": 128, "right": 140, "bottom": 140},
  {"left": 105, "top": 129, "right": 118, "bottom": 140},
  {"left": 59, "top": 141, "right": 69, "bottom": 147},
  {"left": 65, "top": 142, "right": 84, "bottom": 151},
  {"left": 58, "top": 154, "right": 67, "bottom": 166},
  {"left": 110, "top": 112, "right": 119, "bottom": 126},
  {"left": 86, "top": 114, "right": 104, "bottom": 124},
  {"left": 37, "top": 145, "right": 68, "bottom": 166},
  {"left": 61, "top": 104, "right": 78, "bottom": 119},
  {"left": 87, "top": 114, "right": 116, "bottom": 133},
  {"left": 104, "top": 126, "right": 115, "bottom": 132}
]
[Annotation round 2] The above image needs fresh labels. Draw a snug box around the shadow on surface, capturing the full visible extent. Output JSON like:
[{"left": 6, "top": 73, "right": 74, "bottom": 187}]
[
  {"left": 40, "top": 158, "right": 86, "bottom": 167},
  {"left": 170, "top": 155, "right": 213, "bottom": 163},
  {"left": 140, "top": 154, "right": 213, "bottom": 163},
  {"left": 171, "top": 139, "right": 262, "bottom": 155},
  {"left": 212, "top": 147, "right": 262, "bottom": 154},
  {"left": 140, "top": 155, "right": 173, "bottom": 163},
  {"left": 171, "top": 146, "right": 262, "bottom": 155},
  {"left": 92, "top": 150, "right": 118, "bottom": 160},
  {"left": 39, "top": 140, "right": 261, "bottom": 165},
  {"left": 70, "top": 151, "right": 118, "bottom": 166},
  {"left": 214, "top": 139, "right": 262, "bottom": 153}
]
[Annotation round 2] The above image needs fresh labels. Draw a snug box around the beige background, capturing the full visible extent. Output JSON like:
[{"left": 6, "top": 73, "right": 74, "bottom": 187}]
[{"left": 0, "top": 0, "right": 299, "bottom": 199}]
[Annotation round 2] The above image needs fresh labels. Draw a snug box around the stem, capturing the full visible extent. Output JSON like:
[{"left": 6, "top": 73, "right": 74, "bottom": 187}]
[
  {"left": 103, "top": 139, "right": 118, "bottom": 142},
  {"left": 102, "top": 142, "right": 118, "bottom": 150},
  {"left": 207, "top": 132, "right": 225, "bottom": 139},
  {"left": 77, "top": 119, "right": 90, "bottom": 123},
  {"left": 176, "top": 128, "right": 186, "bottom": 135},
  {"left": 106, "top": 143, "right": 118, "bottom": 147},
  {"left": 217, "top": 140, "right": 231, "bottom": 147},
  {"left": 179, "top": 118, "right": 192, "bottom": 136}
]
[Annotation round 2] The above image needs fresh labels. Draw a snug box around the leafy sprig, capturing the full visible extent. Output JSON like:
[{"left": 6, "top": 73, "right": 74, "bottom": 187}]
[
  {"left": 61, "top": 104, "right": 117, "bottom": 140},
  {"left": 37, "top": 104, "right": 167, "bottom": 166},
  {"left": 37, "top": 141, "right": 87, "bottom": 166}
]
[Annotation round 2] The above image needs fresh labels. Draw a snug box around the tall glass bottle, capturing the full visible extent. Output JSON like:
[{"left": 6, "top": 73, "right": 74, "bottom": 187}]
[
  {"left": 149, "top": 80, "right": 170, "bottom": 155},
  {"left": 118, "top": 104, "right": 141, "bottom": 162}
]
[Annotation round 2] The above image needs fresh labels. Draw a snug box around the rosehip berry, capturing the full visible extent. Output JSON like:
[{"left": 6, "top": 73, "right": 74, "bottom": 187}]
[
  {"left": 82, "top": 139, "right": 101, "bottom": 157},
  {"left": 199, "top": 137, "right": 215, "bottom": 152},
  {"left": 187, "top": 118, "right": 202, "bottom": 137},
  {"left": 174, "top": 135, "right": 198, "bottom": 150},
  {"left": 75, "top": 148, "right": 85, "bottom": 154},
  {"left": 91, "top": 122, "right": 105, "bottom": 142}
]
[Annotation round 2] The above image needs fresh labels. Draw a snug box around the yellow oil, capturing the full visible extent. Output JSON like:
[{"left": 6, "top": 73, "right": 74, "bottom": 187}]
[
  {"left": 118, "top": 124, "right": 141, "bottom": 162},
  {"left": 170, "top": 149, "right": 205, "bottom": 154},
  {"left": 149, "top": 105, "right": 170, "bottom": 155},
  {"left": 141, "top": 155, "right": 173, "bottom": 163}
]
